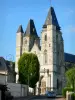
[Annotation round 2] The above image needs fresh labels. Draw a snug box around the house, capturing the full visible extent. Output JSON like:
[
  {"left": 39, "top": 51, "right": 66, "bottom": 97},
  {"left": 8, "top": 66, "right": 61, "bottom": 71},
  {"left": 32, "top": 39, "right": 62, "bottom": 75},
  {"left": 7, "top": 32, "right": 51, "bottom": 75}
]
[{"left": 0, "top": 57, "right": 16, "bottom": 84}]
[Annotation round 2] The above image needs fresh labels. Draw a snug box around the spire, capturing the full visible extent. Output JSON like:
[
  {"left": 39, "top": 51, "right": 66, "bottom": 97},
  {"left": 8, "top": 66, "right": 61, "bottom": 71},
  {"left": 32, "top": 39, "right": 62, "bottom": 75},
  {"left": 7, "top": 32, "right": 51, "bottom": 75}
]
[
  {"left": 43, "top": 7, "right": 60, "bottom": 30},
  {"left": 17, "top": 25, "right": 24, "bottom": 33},
  {"left": 24, "top": 19, "right": 38, "bottom": 36}
]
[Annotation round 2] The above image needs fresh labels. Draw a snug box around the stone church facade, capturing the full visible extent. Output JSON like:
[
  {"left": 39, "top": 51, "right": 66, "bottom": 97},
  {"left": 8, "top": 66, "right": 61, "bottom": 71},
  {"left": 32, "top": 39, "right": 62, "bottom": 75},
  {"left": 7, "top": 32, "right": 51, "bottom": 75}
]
[{"left": 15, "top": 7, "right": 65, "bottom": 94}]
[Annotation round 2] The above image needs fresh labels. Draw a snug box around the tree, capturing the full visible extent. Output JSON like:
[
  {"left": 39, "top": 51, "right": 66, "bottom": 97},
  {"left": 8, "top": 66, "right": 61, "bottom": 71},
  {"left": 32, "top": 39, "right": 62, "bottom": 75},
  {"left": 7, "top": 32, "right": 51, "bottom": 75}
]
[
  {"left": 66, "top": 67, "right": 75, "bottom": 91},
  {"left": 18, "top": 53, "right": 40, "bottom": 88}
]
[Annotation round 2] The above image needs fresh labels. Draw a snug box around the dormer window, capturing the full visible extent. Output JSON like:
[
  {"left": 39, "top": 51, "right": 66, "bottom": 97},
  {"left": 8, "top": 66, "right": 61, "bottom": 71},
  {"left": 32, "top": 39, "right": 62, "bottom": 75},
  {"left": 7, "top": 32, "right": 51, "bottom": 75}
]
[{"left": 45, "top": 35, "right": 47, "bottom": 41}]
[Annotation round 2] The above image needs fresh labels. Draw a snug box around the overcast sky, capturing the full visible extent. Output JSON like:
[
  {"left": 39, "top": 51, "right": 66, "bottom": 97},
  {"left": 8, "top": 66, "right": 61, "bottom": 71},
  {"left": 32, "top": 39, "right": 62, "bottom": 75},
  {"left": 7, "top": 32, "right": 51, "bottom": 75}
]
[{"left": 0, "top": 0, "right": 75, "bottom": 61}]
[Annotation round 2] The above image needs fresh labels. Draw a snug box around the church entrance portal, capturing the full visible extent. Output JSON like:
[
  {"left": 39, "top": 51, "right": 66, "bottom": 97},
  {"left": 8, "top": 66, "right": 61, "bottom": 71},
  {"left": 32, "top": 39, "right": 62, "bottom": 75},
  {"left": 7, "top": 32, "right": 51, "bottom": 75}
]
[{"left": 41, "top": 81, "right": 46, "bottom": 94}]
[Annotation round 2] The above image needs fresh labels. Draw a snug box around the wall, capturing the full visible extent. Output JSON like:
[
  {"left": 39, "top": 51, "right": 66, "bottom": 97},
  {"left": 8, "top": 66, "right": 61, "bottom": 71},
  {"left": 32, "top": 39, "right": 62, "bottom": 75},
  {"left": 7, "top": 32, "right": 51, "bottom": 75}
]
[
  {"left": 0, "top": 74, "right": 7, "bottom": 85},
  {"left": 0, "top": 91, "right": 1, "bottom": 100},
  {"left": 0, "top": 72, "right": 15, "bottom": 85},
  {"left": 7, "top": 83, "right": 28, "bottom": 97}
]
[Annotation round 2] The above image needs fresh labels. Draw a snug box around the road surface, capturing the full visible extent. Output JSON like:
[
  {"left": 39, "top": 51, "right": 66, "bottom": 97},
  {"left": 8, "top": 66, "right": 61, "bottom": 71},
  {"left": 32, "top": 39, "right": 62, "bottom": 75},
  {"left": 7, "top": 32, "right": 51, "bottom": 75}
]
[
  {"left": 13, "top": 95, "right": 65, "bottom": 100},
  {"left": 31, "top": 95, "right": 65, "bottom": 100}
]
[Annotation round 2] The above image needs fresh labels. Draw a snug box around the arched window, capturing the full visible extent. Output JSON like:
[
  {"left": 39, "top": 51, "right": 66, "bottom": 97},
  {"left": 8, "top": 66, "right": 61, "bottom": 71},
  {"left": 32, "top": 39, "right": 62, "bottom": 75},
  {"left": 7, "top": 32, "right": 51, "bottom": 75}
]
[
  {"left": 44, "top": 50, "right": 47, "bottom": 64},
  {"left": 45, "top": 35, "right": 47, "bottom": 41}
]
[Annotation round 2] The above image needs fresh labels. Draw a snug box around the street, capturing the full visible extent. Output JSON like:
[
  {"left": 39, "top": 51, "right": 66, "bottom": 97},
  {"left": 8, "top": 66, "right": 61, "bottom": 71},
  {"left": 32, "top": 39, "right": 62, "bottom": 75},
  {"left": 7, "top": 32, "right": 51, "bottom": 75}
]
[
  {"left": 13, "top": 95, "right": 65, "bottom": 100},
  {"left": 31, "top": 95, "right": 65, "bottom": 100}
]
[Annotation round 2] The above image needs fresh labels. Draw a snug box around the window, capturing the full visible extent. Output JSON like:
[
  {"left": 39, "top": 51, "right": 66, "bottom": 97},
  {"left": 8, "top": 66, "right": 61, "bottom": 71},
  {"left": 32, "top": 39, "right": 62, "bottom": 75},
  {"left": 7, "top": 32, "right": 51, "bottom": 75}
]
[
  {"left": 57, "top": 79, "right": 59, "bottom": 89},
  {"left": 45, "top": 35, "right": 47, "bottom": 41},
  {"left": 44, "top": 50, "right": 47, "bottom": 64}
]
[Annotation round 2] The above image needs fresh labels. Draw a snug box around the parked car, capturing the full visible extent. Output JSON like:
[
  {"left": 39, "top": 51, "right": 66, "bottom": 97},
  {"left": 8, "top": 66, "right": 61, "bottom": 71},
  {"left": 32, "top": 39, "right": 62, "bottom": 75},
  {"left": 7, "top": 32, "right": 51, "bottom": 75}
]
[{"left": 45, "top": 91, "right": 56, "bottom": 98}]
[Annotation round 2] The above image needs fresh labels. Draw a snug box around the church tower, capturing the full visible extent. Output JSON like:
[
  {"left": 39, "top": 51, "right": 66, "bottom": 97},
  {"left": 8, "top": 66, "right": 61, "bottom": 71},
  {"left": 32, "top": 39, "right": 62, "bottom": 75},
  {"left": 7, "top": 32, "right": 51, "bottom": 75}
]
[
  {"left": 15, "top": 6, "right": 65, "bottom": 95},
  {"left": 22, "top": 19, "right": 40, "bottom": 53},
  {"left": 15, "top": 25, "right": 24, "bottom": 82},
  {"left": 40, "top": 7, "right": 64, "bottom": 94},
  {"left": 15, "top": 19, "right": 40, "bottom": 83}
]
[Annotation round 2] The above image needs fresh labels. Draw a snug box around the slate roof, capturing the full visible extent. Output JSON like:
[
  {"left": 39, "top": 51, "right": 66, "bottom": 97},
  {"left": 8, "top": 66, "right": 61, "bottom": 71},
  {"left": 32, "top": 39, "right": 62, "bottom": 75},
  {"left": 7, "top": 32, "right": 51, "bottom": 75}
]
[
  {"left": 0, "top": 57, "right": 14, "bottom": 73},
  {"left": 43, "top": 7, "right": 60, "bottom": 30},
  {"left": 24, "top": 19, "right": 38, "bottom": 37},
  {"left": 64, "top": 53, "right": 75, "bottom": 63},
  {"left": 17, "top": 25, "right": 24, "bottom": 33},
  {"left": 0, "top": 57, "right": 7, "bottom": 71}
]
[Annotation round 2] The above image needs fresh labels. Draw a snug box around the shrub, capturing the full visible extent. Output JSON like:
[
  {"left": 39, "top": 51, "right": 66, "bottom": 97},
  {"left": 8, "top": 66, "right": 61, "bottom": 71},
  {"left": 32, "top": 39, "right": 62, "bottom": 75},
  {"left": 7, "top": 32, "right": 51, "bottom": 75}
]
[
  {"left": 71, "top": 93, "right": 75, "bottom": 100},
  {"left": 62, "top": 87, "right": 73, "bottom": 98}
]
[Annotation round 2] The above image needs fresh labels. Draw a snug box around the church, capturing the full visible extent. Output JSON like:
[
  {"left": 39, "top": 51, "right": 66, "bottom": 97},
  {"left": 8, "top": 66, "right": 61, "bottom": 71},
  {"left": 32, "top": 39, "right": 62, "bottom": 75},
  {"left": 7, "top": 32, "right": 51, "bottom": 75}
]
[{"left": 15, "top": 6, "right": 74, "bottom": 95}]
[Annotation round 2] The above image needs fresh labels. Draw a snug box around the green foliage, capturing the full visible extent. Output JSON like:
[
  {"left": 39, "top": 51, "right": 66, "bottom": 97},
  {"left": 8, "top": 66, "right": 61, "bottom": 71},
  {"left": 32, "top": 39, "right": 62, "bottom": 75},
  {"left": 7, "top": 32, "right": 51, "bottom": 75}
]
[
  {"left": 62, "top": 87, "right": 73, "bottom": 98},
  {"left": 71, "top": 93, "right": 75, "bottom": 100},
  {"left": 66, "top": 67, "right": 75, "bottom": 91},
  {"left": 18, "top": 53, "right": 40, "bottom": 88}
]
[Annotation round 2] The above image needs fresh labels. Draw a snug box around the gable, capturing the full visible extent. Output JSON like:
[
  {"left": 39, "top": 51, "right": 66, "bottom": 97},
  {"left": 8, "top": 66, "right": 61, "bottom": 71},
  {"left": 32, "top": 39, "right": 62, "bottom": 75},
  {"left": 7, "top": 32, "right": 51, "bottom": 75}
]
[{"left": 31, "top": 43, "right": 40, "bottom": 55}]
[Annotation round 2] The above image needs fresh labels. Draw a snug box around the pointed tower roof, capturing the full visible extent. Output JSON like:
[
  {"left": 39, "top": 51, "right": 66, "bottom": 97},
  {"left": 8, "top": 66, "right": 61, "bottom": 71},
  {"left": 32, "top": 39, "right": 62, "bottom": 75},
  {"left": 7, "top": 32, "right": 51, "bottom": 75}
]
[
  {"left": 24, "top": 19, "right": 38, "bottom": 36},
  {"left": 43, "top": 7, "right": 60, "bottom": 30},
  {"left": 17, "top": 25, "right": 24, "bottom": 33}
]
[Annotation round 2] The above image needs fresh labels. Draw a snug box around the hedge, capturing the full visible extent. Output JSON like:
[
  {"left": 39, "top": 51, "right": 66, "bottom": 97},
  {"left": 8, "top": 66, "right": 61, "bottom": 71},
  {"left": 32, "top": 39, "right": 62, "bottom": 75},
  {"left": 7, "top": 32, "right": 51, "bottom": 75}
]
[
  {"left": 71, "top": 93, "right": 75, "bottom": 100},
  {"left": 62, "top": 87, "right": 73, "bottom": 98}
]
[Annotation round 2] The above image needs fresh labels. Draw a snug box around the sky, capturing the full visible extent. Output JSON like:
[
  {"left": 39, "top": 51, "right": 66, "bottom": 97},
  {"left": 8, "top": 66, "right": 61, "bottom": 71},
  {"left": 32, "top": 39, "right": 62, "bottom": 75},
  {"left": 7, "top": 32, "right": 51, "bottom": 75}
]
[{"left": 0, "top": 0, "right": 75, "bottom": 61}]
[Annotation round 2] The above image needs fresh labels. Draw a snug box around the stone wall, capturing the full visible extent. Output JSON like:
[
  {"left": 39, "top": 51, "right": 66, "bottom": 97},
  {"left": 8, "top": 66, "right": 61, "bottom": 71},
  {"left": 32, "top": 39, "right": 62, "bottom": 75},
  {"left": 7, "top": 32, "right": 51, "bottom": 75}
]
[{"left": 7, "top": 83, "right": 28, "bottom": 97}]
